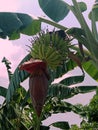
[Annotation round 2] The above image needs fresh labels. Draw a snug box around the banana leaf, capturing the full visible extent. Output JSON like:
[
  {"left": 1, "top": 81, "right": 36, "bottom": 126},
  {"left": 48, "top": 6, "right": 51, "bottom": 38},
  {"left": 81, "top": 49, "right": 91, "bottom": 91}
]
[
  {"left": 38, "top": 0, "right": 69, "bottom": 22},
  {"left": 38, "top": 0, "right": 87, "bottom": 22},
  {"left": 0, "top": 86, "right": 7, "bottom": 98},
  {"left": 48, "top": 83, "right": 97, "bottom": 99},
  {"left": 6, "top": 54, "right": 31, "bottom": 102},
  {"left": 0, "top": 12, "right": 41, "bottom": 39}
]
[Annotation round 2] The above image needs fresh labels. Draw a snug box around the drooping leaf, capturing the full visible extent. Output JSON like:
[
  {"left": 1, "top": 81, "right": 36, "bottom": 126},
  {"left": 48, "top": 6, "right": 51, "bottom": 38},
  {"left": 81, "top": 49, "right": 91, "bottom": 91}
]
[
  {"left": 83, "top": 60, "right": 98, "bottom": 81},
  {"left": 66, "top": 27, "right": 92, "bottom": 51},
  {"left": 21, "top": 19, "right": 41, "bottom": 36},
  {"left": 40, "top": 125, "right": 50, "bottom": 130},
  {"left": 38, "top": 0, "right": 69, "bottom": 22},
  {"left": 60, "top": 75, "right": 84, "bottom": 86},
  {"left": 0, "top": 86, "right": 7, "bottom": 98},
  {"left": 0, "top": 12, "right": 41, "bottom": 39},
  {"left": 76, "top": 86, "right": 97, "bottom": 93},
  {"left": 51, "top": 121, "right": 70, "bottom": 130},
  {"left": 66, "top": 27, "right": 92, "bottom": 52},
  {"left": 6, "top": 54, "right": 31, "bottom": 103},
  {"left": 66, "top": 27, "right": 86, "bottom": 37},
  {"left": 48, "top": 83, "right": 97, "bottom": 99}
]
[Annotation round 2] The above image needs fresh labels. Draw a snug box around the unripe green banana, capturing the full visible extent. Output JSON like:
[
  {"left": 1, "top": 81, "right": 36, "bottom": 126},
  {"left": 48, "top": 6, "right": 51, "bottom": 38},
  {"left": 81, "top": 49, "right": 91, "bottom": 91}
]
[
  {"left": 30, "top": 31, "right": 68, "bottom": 70},
  {"left": 38, "top": 44, "right": 47, "bottom": 60},
  {"left": 38, "top": 44, "right": 43, "bottom": 59},
  {"left": 45, "top": 46, "right": 55, "bottom": 58}
]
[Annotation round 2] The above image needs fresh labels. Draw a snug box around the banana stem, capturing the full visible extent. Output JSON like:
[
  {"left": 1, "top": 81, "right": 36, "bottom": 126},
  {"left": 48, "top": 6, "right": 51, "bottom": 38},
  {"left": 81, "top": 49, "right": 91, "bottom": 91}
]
[
  {"left": 91, "top": 11, "right": 98, "bottom": 41},
  {"left": 39, "top": 17, "right": 67, "bottom": 30},
  {"left": 34, "top": 111, "right": 43, "bottom": 130},
  {"left": 35, "top": 118, "right": 41, "bottom": 130}
]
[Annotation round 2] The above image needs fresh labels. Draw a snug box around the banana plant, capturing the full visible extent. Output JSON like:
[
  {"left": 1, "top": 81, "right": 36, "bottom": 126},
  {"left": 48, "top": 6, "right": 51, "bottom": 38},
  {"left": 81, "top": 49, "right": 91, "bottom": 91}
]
[
  {"left": 0, "top": 1, "right": 98, "bottom": 82},
  {"left": 38, "top": 0, "right": 98, "bottom": 81},
  {"left": 0, "top": 1, "right": 98, "bottom": 129},
  {"left": 1, "top": 31, "right": 97, "bottom": 129}
]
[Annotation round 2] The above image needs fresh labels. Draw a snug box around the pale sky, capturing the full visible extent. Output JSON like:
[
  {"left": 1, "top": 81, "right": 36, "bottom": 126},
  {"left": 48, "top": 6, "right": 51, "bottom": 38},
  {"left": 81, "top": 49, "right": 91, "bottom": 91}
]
[{"left": 0, "top": 0, "right": 97, "bottom": 128}]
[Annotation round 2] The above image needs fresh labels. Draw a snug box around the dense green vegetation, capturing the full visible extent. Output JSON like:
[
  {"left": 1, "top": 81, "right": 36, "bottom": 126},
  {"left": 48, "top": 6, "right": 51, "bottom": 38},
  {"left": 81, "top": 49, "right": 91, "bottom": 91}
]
[{"left": 0, "top": 0, "right": 98, "bottom": 129}]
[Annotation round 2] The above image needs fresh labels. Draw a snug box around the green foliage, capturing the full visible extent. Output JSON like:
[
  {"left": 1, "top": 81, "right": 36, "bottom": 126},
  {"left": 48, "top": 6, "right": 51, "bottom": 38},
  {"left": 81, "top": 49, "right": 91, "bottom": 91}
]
[
  {"left": 81, "top": 121, "right": 98, "bottom": 130},
  {"left": 70, "top": 121, "right": 98, "bottom": 130},
  {"left": 60, "top": 75, "right": 84, "bottom": 86},
  {"left": 83, "top": 61, "right": 98, "bottom": 81},
  {"left": 1, "top": 0, "right": 98, "bottom": 129},
  {"left": 38, "top": 0, "right": 69, "bottom": 22},
  {"left": 87, "top": 90, "right": 98, "bottom": 122},
  {"left": 38, "top": 0, "right": 98, "bottom": 81},
  {"left": 1, "top": 55, "right": 97, "bottom": 130},
  {"left": 51, "top": 121, "right": 70, "bottom": 129},
  {"left": 48, "top": 58, "right": 77, "bottom": 84},
  {"left": 38, "top": 0, "right": 87, "bottom": 22},
  {"left": 0, "top": 87, "right": 34, "bottom": 130},
  {"left": 89, "top": 2, "right": 98, "bottom": 21},
  {"left": 70, "top": 125, "right": 80, "bottom": 130},
  {"left": 49, "top": 83, "right": 97, "bottom": 100},
  {"left": 2, "top": 57, "right": 13, "bottom": 81},
  {"left": 69, "top": 89, "right": 98, "bottom": 129},
  {"left": 0, "top": 86, "right": 7, "bottom": 98},
  {"left": 5, "top": 52, "right": 79, "bottom": 103},
  {"left": 6, "top": 54, "right": 31, "bottom": 103},
  {"left": 0, "top": 12, "right": 41, "bottom": 39}
]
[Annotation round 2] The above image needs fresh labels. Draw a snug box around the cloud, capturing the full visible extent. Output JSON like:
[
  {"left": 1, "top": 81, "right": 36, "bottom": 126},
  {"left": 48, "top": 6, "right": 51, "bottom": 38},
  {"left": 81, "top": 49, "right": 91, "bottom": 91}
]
[
  {"left": 0, "top": 0, "right": 19, "bottom": 12},
  {"left": 0, "top": 39, "right": 25, "bottom": 78}
]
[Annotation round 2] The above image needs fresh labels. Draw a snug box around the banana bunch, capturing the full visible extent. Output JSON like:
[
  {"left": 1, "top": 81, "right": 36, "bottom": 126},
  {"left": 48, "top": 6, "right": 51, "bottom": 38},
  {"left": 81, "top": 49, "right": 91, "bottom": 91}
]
[
  {"left": 30, "top": 31, "right": 69, "bottom": 69},
  {"left": 49, "top": 31, "right": 69, "bottom": 57}
]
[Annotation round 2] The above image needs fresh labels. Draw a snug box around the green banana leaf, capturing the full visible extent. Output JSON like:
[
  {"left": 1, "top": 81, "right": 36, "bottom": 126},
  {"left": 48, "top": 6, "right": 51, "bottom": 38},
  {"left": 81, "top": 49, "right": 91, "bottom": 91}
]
[
  {"left": 6, "top": 54, "right": 31, "bottom": 102},
  {"left": 51, "top": 121, "right": 70, "bottom": 129},
  {"left": 48, "top": 83, "right": 97, "bottom": 99},
  {"left": 60, "top": 75, "right": 84, "bottom": 86},
  {"left": 2, "top": 57, "right": 13, "bottom": 81},
  {"left": 0, "top": 12, "right": 41, "bottom": 39},
  {"left": 0, "top": 86, "right": 7, "bottom": 98},
  {"left": 83, "top": 60, "right": 98, "bottom": 81},
  {"left": 38, "top": 0, "right": 87, "bottom": 22},
  {"left": 39, "top": 125, "right": 49, "bottom": 130},
  {"left": 66, "top": 27, "right": 92, "bottom": 52},
  {"left": 38, "top": 0, "right": 69, "bottom": 22}
]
